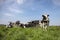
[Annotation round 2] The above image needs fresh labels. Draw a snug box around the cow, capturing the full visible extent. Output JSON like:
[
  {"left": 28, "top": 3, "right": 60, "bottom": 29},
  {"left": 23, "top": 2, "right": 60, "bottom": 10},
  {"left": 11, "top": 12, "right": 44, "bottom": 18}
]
[
  {"left": 20, "top": 23, "right": 26, "bottom": 28},
  {"left": 39, "top": 14, "right": 49, "bottom": 30},
  {"left": 25, "top": 20, "right": 39, "bottom": 27},
  {"left": 6, "top": 22, "right": 13, "bottom": 28}
]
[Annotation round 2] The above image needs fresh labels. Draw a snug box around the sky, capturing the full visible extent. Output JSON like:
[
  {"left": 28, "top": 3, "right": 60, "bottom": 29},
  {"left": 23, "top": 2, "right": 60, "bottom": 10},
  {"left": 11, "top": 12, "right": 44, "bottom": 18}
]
[{"left": 0, "top": 0, "right": 60, "bottom": 25}]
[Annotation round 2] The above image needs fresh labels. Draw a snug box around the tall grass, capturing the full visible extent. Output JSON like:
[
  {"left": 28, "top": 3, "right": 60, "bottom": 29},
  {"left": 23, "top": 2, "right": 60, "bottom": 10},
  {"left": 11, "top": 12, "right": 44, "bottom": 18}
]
[{"left": 0, "top": 25, "right": 60, "bottom": 40}]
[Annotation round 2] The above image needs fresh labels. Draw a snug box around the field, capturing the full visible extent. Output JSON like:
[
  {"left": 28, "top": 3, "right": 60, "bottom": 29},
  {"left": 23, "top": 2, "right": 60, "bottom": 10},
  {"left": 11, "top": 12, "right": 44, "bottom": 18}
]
[{"left": 0, "top": 25, "right": 60, "bottom": 40}]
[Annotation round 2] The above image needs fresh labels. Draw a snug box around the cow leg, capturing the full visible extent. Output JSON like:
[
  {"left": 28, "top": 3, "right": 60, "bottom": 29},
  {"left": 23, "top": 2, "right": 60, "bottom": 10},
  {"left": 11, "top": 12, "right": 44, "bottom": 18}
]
[
  {"left": 42, "top": 22, "right": 45, "bottom": 29},
  {"left": 45, "top": 25, "right": 47, "bottom": 31},
  {"left": 23, "top": 25, "right": 26, "bottom": 28}
]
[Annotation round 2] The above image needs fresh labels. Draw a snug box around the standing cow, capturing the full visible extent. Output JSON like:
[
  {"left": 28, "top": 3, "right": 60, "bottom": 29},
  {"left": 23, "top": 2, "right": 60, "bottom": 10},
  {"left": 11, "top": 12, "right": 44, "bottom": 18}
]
[{"left": 39, "top": 14, "right": 49, "bottom": 30}]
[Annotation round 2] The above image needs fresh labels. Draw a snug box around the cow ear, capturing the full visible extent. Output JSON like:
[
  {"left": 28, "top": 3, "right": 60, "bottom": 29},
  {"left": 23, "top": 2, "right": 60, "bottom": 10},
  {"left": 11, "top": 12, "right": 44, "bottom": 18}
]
[{"left": 48, "top": 15, "right": 49, "bottom": 16}]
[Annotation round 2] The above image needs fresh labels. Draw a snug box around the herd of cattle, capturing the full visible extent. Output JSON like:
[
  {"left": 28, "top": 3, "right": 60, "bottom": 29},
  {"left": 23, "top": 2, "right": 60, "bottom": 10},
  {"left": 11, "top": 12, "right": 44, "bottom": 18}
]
[
  {"left": 6, "top": 14, "right": 49, "bottom": 29},
  {"left": 6, "top": 20, "right": 39, "bottom": 28}
]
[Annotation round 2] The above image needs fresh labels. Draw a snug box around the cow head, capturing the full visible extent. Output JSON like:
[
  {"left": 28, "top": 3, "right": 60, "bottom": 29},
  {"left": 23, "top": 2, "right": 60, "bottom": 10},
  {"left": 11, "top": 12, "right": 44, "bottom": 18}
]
[{"left": 42, "top": 14, "right": 49, "bottom": 20}]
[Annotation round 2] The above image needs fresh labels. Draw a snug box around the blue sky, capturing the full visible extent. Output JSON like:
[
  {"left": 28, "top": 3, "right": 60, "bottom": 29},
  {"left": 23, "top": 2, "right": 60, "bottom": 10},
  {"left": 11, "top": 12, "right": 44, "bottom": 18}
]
[{"left": 0, "top": 0, "right": 60, "bottom": 25}]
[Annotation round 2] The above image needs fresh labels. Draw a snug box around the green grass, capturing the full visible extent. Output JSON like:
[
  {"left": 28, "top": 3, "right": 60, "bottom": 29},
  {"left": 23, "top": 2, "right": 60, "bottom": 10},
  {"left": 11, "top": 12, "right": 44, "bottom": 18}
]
[{"left": 0, "top": 25, "right": 60, "bottom": 40}]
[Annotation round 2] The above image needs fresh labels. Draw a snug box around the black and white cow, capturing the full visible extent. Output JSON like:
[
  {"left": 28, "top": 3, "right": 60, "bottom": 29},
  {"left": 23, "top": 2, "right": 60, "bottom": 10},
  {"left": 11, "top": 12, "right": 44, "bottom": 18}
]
[
  {"left": 6, "top": 22, "right": 13, "bottom": 28},
  {"left": 39, "top": 14, "right": 49, "bottom": 30}
]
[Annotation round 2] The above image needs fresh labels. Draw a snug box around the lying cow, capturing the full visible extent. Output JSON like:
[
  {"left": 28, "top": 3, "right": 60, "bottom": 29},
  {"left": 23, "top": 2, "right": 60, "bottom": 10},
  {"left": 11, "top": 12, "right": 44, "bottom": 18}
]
[
  {"left": 6, "top": 22, "right": 13, "bottom": 28},
  {"left": 20, "top": 23, "right": 26, "bottom": 28}
]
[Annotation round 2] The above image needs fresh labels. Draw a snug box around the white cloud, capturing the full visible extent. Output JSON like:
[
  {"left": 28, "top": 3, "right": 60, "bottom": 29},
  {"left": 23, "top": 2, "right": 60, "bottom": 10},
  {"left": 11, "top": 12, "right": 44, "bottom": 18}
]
[
  {"left": 52, "top": 0, "right": 60, "bottom": 6},
  {"left": 8, "top": 7, "right": 23, "bottom": 13},
  {"left": 4, "top": 13, "right": 14, "bottom": 17},
  {"left": 16, "top": 0, "right": 26, "bottom": 4}
]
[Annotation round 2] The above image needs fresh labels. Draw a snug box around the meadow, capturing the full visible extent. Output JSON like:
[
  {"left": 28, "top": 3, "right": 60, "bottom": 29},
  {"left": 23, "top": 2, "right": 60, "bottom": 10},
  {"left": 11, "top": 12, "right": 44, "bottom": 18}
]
[{"left": 0, "top": 25, "right": 60, "bottom": 40}]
